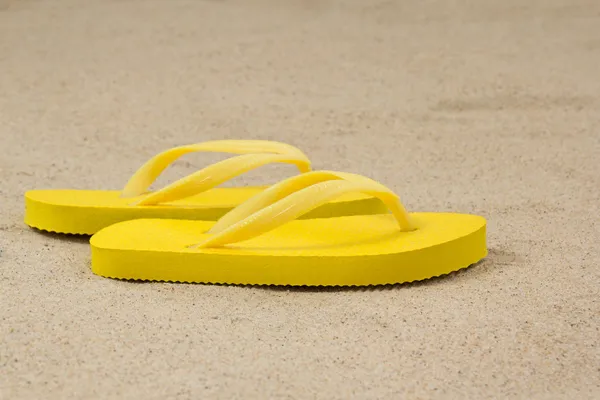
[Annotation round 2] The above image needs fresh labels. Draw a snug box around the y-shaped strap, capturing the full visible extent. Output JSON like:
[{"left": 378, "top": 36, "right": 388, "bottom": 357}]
[
  {"left": 208, "top": 170, "right": 397, "bottom": 233},
  {"left": 122, "top": 140, "right": 311, "bottom": 198},
  {"left": 132, "top": 153, "right": 312, "bottom": 206},
  {"left": 193, "top": 173, "right": 416, "bottom": 249}
]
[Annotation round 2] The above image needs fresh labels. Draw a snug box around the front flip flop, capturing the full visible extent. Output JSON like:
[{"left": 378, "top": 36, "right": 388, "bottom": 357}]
[
  {"left": 24, "top": 140, "right": 386, "bottom": 234},
  {"left": 90, "top": 171, "right": 487, "bottom": 286}
]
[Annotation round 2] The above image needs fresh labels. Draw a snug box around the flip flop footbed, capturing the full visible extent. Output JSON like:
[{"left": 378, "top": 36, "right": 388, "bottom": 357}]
[
  {"left": 25, "top": 188, "right": 385, "bottom": 235},
  {"left": 90, "top": 213, "right": 487, "bottom": 286}
]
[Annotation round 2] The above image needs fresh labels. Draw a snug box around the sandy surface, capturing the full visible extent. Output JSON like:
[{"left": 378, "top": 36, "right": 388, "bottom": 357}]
[{"left": 1, "top": 0, "right": 599, "bottom": 398}]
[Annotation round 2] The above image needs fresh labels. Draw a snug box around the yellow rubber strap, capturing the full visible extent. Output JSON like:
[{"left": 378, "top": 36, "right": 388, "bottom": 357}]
[
  {"left": 194, "top": 178, "right": 416, "bottom": 249},
  {"left": 132, "top": 153, "right": 312, "bottom": 206},
  {"left": 209, "top": 170, "right": 396, "bottom": 234},
  {"left": 122, "top": 140, "right": 311, "bottom": 198}
]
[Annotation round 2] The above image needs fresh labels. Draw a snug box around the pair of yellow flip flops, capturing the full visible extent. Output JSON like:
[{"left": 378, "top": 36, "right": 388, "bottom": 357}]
[{"left": 25, "top": 140, "right": 487, "bottom": 286}]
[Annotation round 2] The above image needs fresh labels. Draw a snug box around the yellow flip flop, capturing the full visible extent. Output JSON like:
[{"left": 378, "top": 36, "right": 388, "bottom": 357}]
[
  {"left": 90, "top": 171, "right": 487, "bottom": 286},
  {"left": 24, "top": 140, "right": 386, "bottom": 235}
]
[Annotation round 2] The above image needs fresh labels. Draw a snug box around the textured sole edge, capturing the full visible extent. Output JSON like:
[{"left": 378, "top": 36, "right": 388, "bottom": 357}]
[
  {"left": 25, "top": 222, "right": 93, "bottom": 236},
  {"left": 90, "top": 261, "right": 481, "bottom": 287}
]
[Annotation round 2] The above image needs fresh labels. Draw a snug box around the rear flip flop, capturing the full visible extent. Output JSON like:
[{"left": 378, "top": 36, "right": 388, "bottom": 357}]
[
  {"left": 24, "top": 140, "right": 386, "bottom": 234},
  {"left": 90, "top": 171, "right": 487, "bottom": 286}
]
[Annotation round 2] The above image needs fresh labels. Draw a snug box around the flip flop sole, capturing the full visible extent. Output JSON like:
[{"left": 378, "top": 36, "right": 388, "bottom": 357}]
[
  {"left": 90, "top": 213, "right": 487, "bottom": 286},
  {"left": 24, "top": 188, "right": 386, "bottom": 235}
]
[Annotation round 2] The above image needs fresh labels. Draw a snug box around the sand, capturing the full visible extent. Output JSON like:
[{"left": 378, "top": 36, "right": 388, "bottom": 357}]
[{"left": 1, "top": 0, "right": 599, "bottom": 398}]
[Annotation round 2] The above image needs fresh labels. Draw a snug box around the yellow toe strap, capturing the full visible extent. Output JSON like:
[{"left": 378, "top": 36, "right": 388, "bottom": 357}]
[
  {"left": 208, "top": 170, "right": 402, "bottom": 233},
  {"left": 194, "top": 173, "right": 416, "bottom": 249},
  {"left": 122, "top": 140, "right": 311, "bottom": 198},
  {"left": 132, "top": 153, "right": 312, "bottom": 206}
]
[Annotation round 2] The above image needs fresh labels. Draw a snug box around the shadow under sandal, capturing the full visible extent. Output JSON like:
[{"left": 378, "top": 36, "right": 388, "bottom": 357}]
[
  {"left": 24, "top": 140, "right": 385, "bottom": 235},
  {"left": 90, "top": 170, "right": 487, "bottom": 286}
]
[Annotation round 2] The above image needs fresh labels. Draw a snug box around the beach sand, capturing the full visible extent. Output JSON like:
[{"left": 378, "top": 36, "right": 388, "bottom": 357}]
[{"left": 1, "top": 0, "right": 599, "bottom": 398}]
